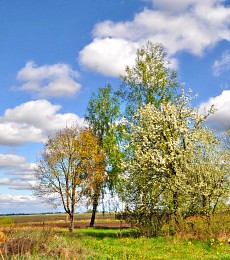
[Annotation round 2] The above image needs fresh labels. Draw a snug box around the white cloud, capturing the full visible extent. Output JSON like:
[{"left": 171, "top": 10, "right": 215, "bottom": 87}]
[
  {"left": 0, "top": 154, "right": 26, "bottom": 168},
  {"left": 79, "top": 38, "right": 138, "bottom": 77},
  {"left": 0, "top": 154, "right": 36, "bottom": 178},
  {"left": 198, "top": 90, "right": 230, "bottom": 131},
  {"left": 212, "top": 51, "right": 230, "bottom": 76},
  {"left": 0, "top": 194, "right": 62, "bottom": 214},
  {"left": 0, "top": 178, "right": 34, "bottom": 190},
  {"left": 79, "top": 0, "right": 230, "bottom": 76},
  {"left": 0, "top": 154, "right": 37, "bottom": 190},
  {"left": 0, "top": 194, "right": 36, "bottom": 204},
  {"left": 16, "top": 62, "right": 81, "bottom": 98},
  {"left": 0, "top": 100, "right": 85, "bottom": 146}
]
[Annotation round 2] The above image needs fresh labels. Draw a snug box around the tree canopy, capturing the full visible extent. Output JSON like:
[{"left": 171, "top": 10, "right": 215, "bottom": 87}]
[
  {"left": 119, "top": 42, "right": 178, "bottom": 118},
  {"left": 34, "top": 125, "right": 106, "bottom": 232},
  {"left": 34, "top": 41, "right": 230, "bottom": 236},
  {"left": 121, "top": 89, "right": 229, "bottom": 233}
]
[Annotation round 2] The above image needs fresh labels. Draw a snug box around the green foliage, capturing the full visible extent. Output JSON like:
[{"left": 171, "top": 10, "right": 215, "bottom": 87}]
[
  {"left": 84, "top": 41, "right": 230, "bottom": 237},
  {"left": 119, "top": 41, "right": 178, "bottom": 118},
  {"left": 85, "top": 84, "right": 123, "bottom": 226},
  {"left": 85, "top": 84, "right": 122, "bottom": 188},
  {"left": 226, "top": 127, "right": 230, "bottom": 149}
]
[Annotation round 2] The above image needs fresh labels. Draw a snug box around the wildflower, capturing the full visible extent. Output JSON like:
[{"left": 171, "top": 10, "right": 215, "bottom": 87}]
[{"left": 210, "top": 238, "right": 215, "bottom": 244}]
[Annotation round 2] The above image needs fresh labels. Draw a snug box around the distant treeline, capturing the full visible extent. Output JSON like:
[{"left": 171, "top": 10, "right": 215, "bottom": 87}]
[{"left": 0, "top": 212, "right": 64, "bottom": 216}]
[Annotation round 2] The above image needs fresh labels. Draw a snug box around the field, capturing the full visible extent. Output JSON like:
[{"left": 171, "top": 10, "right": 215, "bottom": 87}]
[
  {"left": 0, "top": 212, "right": 230, "bottom": 259},
  {"left": 1, "top": 213, "right": 130, "bottom": 229}
]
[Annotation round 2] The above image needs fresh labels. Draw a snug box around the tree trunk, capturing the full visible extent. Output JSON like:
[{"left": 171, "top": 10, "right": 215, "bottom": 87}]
[
  {"left": 90, "top": 194, "right": 99, "bottom": 227},
  {"left": 173, "top": 191, "right": 179, "bottom": 226},
  {"left": 202, "top": 195, "right": 211, "bottom": 226},
  {"left": 69, "top": 213, "right": 74, "bottom": 234}
]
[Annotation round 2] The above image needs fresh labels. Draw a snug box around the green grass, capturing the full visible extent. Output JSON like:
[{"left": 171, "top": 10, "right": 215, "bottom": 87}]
[
  {"left": 1, "top": 226, "right": 229, "bottom": 259},
  {"left": 72, "top": 228, "right": 230, "bottom": 260},
  {"left": 1, "top": 211, "right": 230, "bottom": 259}
]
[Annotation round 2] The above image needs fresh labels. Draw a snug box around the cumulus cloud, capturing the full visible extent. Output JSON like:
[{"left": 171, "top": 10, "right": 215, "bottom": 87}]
[
  {"left": 198, "top": 90, "right": 230, "bottom": 132},
  {"left": 79, "top": 0, "right": 230, "bottom": 76},
  {"left": 212, "top": 51, "right": 230, "bottom": 76},
  {"left": 0, "top": 100, "right": 85, "bottom": 146},
  {"left": 16, "top": 62, "right": 81, "bottom": 98},
  {"left": 80, "top": 38, "right": 138, "bottom": 77}
]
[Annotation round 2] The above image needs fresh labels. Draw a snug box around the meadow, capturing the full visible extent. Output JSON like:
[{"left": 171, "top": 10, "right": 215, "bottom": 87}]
[{"left": 0, "top": 211, "right": 229, "bottom": 259}]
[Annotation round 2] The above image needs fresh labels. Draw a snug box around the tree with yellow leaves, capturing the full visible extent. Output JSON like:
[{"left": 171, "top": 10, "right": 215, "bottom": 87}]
[{"left": 34, "top": 125, "right": 106, "bottom": 233}]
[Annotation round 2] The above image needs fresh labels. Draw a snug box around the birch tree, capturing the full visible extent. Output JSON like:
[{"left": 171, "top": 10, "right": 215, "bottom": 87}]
[
  {"left": 119, "top": 41, "right": 178, "bottom": 118},
  {"left": 85, "top": 84, "right": 122, "bottom": 226}
]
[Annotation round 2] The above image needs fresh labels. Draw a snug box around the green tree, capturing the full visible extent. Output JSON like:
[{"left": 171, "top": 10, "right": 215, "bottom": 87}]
[
  {"left": 34, "top": 125, "right": 106, "bottom": 233},
  {"left": 118, "top": 41, "right": 178, "bottom": 118},
  {"left": 85, "top": 84, "right": 122, "bottom": 226}
]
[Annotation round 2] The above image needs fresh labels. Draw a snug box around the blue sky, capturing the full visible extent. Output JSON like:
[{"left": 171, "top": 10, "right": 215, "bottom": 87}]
[{"left": 0, "top": 0, "right": 229, "bottom": 214}]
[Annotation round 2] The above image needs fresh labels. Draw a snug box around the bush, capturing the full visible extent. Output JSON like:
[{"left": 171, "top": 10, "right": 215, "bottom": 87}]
[{"left": 116, "top": 210, "right": 172, "bottom": 237}]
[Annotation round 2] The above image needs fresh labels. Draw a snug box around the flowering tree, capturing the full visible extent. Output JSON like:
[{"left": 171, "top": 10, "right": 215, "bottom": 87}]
[
  {"left": 186, "top": 130, "right": 230, "bottom": 221},
  {"left": 121, "top": 90, "right": 229, "bottom": 231},
  {"left": 34, "top": 125, "right": 106, "bottom": 233}
]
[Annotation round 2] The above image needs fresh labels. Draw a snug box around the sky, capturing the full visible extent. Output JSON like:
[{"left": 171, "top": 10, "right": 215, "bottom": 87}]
[{"left": 0, "top": 0, "right": 229, "bottom": 214}]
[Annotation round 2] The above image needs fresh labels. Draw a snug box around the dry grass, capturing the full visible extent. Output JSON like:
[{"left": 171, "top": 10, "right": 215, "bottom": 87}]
[
  {"left": 0, "top": 226, "right": 96, "bottom": 259},
  {"left": 176, "top": 212, "right": 229, "bottom": 242}
]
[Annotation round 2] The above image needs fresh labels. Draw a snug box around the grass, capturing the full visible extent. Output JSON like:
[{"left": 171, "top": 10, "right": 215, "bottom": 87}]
[
  {"left": 0, "top": 226, "right": 229, "bottom": 259},
  {"left": 0, "top": 217, "right": 13, "bottom": 225},
  {"left": 0, "top": 211, "right": 229, "bottom": 259},
  {"left": 73, "top": 228, "right": 230, "bottom": 259},
  {"left": 0, "top": 226, "right": 97, "bottom": 259}
]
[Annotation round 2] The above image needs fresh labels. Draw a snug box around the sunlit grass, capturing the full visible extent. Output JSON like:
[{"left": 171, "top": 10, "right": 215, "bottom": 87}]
[
  {"left": 0, "top": 211, "right": 229, "bottom": 259},
  {"left": 0, "top": 226, "right": 229, "bottom": 259},
  {"left": 72, "top": 228, "right": 230, "bottom": 260}
]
